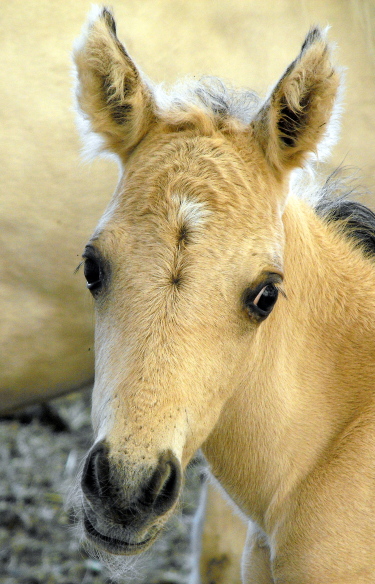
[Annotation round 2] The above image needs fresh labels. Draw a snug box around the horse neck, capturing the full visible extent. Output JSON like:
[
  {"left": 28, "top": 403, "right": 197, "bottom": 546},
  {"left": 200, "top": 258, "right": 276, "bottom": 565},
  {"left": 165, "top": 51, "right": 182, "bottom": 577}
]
[
  {"left": 282, "top": 194, "right": 375, "bottom": 387},
  {"left": 202, "top": 194, "right": 375, "bottom": 530}
]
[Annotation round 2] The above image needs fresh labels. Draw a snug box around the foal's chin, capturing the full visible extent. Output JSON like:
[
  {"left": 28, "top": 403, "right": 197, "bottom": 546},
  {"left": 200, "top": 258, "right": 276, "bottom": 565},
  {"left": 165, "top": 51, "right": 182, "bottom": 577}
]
[{"left": 82, "top": 504, "right": 164, "bottom": 556}]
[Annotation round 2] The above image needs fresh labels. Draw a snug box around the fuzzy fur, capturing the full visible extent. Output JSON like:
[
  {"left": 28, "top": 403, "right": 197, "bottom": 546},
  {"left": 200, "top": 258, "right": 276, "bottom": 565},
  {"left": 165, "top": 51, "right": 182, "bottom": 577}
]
[{"left": 73, "top": 7, "right": 375, "bottom": 583}]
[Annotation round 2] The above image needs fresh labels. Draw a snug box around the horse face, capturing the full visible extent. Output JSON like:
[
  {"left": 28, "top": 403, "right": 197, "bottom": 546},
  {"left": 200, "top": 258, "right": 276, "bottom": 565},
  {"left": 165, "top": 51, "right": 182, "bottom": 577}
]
[
  {"left": 80, "top": 133, "right": 285, "bottom": 553},
  {"left": 73, "top": 8, "right": 339, "bottom": 554}
]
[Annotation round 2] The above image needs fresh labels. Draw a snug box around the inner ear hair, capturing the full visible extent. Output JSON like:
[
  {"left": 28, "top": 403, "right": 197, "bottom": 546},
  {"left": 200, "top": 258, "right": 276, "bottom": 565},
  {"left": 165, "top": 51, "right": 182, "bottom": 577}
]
[
  {"left": 73, "top": 6, "right": 156, "bottom": 159},
  {"left": 252, "top": 27, "right": 341, "bottom": 177}
]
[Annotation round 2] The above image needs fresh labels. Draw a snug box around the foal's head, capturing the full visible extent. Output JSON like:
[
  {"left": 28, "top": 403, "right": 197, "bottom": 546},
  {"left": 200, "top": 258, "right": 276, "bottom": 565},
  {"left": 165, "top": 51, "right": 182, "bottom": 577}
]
[{"left": 73, "top": 7, "right": 340, "bottom": 555}]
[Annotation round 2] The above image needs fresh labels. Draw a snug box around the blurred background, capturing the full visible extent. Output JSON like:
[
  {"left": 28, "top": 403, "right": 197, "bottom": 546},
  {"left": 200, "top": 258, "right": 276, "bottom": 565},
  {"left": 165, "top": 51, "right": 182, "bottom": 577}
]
[{"left": 1, "top": 1, "right": 374, "bottom": 583}]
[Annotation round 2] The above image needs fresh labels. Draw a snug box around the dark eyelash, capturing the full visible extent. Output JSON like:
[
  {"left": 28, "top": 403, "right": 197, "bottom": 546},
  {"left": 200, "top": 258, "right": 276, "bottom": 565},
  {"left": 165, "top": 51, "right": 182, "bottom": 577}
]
[
  {"left": 74, "top": 260, "right": 84, "bottom": 275},
  {"left": 75, "top": 245, "right": 100, "bottom": 276},
  {"left": 255, "top": 276, "right": 286, "bottom": 298},
  {"left": 275, "top": 283, "right": 287, "bottom": 300},
  {"left": 266, "top": 275, "right": 287, "bottom": 300}
]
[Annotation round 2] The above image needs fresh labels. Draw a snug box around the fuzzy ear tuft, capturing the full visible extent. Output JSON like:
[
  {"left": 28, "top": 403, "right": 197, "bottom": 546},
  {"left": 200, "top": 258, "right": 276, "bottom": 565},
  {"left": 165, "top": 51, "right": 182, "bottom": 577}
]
[
  {"left": 73, "top": 6, "right": 156, "bottom": 160},
  {"left": 252, "top": 27, "right": 341, "bottom": 178}
]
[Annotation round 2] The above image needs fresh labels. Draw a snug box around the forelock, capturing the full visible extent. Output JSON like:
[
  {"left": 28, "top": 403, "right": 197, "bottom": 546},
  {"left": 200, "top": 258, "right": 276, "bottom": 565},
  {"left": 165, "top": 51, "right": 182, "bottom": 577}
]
[{"left": 153, "top": 76, "right": 262, "bottom": 133}]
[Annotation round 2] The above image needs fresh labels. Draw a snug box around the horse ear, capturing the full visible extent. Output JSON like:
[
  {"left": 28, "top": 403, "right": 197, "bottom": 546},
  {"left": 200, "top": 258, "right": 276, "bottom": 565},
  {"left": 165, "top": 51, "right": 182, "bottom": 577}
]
[
  {"left": 73, "top": 6, "right": 156, "bottom": 160},
  {"left": 252, "top": 27, "right": 341, "bottom": 178}
]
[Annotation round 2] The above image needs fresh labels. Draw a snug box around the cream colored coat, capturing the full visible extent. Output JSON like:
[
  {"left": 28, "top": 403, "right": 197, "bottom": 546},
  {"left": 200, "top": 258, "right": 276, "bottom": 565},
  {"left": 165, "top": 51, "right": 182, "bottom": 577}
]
[
  {"left": 70, "top": 7, "right": 375, "bottom": 583},
  {"left": 1, "top": 0, "right": 374, "bottom": 412}
]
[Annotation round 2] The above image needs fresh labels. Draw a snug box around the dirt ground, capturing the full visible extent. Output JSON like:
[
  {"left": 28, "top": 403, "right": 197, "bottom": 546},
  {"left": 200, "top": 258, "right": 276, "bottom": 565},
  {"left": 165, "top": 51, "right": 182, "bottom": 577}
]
[{"left": 0, "top": 388, "right": 204, "bottom": 584}]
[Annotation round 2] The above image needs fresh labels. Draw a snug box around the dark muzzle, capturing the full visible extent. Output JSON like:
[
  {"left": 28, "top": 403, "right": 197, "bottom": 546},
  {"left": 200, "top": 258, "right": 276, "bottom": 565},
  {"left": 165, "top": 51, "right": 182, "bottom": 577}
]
[{"left": 80, "top": 440, "right": 181, "bottom": 554}]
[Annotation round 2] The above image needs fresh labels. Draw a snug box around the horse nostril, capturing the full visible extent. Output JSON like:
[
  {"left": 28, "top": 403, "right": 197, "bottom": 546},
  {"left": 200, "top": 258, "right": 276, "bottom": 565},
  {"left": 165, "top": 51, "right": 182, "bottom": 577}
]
[
  {"left": 81, "top": 440, "right": 110, "bottom": 501},
  {"left": 81, "top": 445, "right": 181, "bottom": 521},
  {"left": 141, "top": 451, "right": 181, "bottom": 514}
]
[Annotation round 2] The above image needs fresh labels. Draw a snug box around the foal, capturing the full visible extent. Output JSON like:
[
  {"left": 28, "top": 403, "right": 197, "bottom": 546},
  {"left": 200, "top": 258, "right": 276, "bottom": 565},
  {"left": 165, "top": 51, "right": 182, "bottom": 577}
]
[{"left": 73, "top": 7, "right": 375, "bottom": 583}]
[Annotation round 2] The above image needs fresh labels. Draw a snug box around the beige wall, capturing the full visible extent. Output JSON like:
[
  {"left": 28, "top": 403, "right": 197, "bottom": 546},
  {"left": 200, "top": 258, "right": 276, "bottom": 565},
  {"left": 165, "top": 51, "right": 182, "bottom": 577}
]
[{"left": 1, "top": 0, "right": 374, "bottom": 410}]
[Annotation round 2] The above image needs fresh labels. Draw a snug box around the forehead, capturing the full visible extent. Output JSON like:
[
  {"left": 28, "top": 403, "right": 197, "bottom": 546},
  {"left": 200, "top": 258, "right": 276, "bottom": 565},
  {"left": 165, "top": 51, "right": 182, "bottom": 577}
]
[
  {"left": 89, "top": 130, "right": 285, "bottom": 316},
  {"left": 100, "top": 130, "right": 279, "bottom": 237}
]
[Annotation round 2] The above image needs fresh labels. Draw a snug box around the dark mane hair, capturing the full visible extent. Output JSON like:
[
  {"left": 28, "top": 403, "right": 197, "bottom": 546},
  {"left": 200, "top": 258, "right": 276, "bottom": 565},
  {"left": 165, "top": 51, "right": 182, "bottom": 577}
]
[{"left": 315, "top": 169, "right": 375, "bottom": 258}]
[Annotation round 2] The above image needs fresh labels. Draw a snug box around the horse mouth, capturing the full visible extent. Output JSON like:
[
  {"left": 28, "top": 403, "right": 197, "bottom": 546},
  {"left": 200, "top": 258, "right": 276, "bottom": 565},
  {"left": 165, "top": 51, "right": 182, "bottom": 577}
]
[{"left": 83, "top": 511, "right": 158, "bottom": 555}]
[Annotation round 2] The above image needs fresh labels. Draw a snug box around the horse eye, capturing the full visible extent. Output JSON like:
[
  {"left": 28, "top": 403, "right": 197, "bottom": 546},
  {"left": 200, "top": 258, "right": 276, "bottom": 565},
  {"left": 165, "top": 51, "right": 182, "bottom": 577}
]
[
  {"left": 254, "top": 284, "right": 279, "bottom": 313},
  {"left": 84, "top": 258, "right": 102, "bottom": 293},
  {"left": 244, "top": 282, "right": 279, "bottom": 319}
]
